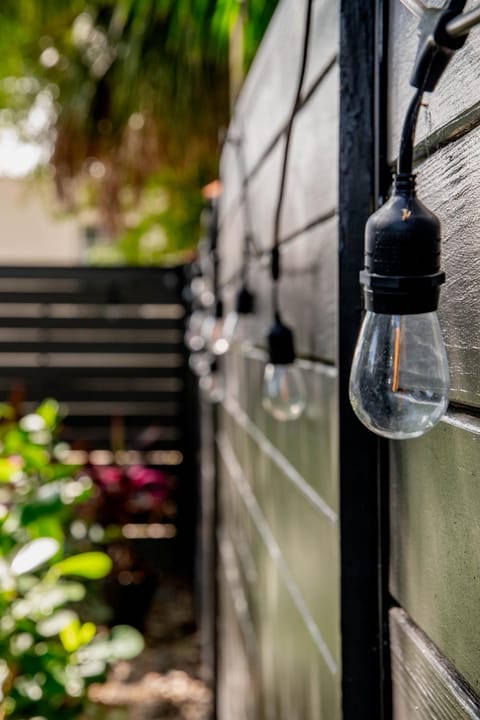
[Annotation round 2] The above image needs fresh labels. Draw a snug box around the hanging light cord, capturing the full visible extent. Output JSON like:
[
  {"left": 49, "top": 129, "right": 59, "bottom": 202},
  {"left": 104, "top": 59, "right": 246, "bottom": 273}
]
[
  {"left": 397, "top": 0, "right": 475, "bottom": 176},
  {"left": 233, "top": 133, "right": 258, "bottom": 283},
  {"left": 271, "top": 0, "right": 314, "bottom": 315},
  {"left": 397, "top": 87, "right": 424, "bottom": 175}
]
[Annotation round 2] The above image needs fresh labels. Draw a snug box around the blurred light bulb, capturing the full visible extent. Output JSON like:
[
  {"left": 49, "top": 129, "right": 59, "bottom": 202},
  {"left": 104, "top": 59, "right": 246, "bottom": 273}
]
[
  {"left": 262, "top": 363, "right": 306, "bottom": 421},
  {"left": 222, "top": 311, "right": 239, "bottom": 345},
  {"left": 199, "top": 368, "right": 224, "bottom": 404},
  {"left": 185, "top": 310, "right": 206, "bottom": 352},
  {"left": 202, "top": 314, "right": 229, "bottom": 356},
  {"left": 349, "top": 311, "right": 449, "bottom": 439},
  {"left": 223, "top": 286, "right": 255, "bottom": 347},
  {"left": 188, "top": 351, "right": 211, "bottom": 378}
]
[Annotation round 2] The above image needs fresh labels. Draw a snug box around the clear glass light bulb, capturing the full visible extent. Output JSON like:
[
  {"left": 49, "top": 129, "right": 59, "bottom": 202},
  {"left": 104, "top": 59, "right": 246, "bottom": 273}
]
[
  {"left": 262, "top": 363, "right": 306, "bottom": 422},
  {"left": 222, "top": 311, "right": 239, "bottom": 345},
  {"left": 199, "top": 370, "right": 224, "bottom": 404},
  {"left": 349, "top": 311, "right": 449, "bottom": 439},
  {"left": 185, "top": 310, "right": 206, "bottom": 352},
  {"left": 201, "top": 316, "right": 230, "bottom": 356},
  {"left": 188, "top": 351, "right": 211, "bottom": 378}
]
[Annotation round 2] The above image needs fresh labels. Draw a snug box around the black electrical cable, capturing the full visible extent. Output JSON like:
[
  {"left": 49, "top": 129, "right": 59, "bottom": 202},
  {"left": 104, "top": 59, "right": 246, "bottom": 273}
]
[
  {"left": 397, "top": 87, "right": 424, "bottom": 175},
  {"left": 232, "top": 133, "right": 259, "bottom": 261},
  {"left": 397, "top": 0, "right": 469, "bottom": 175},
  {"left": 270, "top": 0, "right": 314, "bottom": 315}
]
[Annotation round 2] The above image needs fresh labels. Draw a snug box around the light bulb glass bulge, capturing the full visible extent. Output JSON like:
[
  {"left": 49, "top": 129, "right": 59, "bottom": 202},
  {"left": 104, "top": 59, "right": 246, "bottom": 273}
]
[
  {"left": 262, "top": 363, "right": 306, "bottom": 421},
  {"left": 185, "top": 311, "right": 206, "bottom": 352},
  {"left": 349, "top": 311, "right": 449, "bottom": 439},
  {"left": 202, "top": 316, "right": 230, "bottom": 356},
  {"left": 222, "top": 311, "right": 239, "bottom": 345},
  {"left": 188, "top": 351, "right": 211, "bottom": 378},
  {"left": 199, "top": 370, "right": 224, "bottom": 404},
  {"left": 223, "top": 312, "right": 256, "bottom": 348}
]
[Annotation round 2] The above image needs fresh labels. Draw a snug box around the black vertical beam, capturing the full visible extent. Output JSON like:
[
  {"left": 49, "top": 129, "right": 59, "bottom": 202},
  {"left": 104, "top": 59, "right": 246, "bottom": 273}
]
[
  {"left": 338, "top": 2, "right": 386, "bottom": 719},
  {"left": 375, "top": 2, "right": 393, "bottom": 719}
]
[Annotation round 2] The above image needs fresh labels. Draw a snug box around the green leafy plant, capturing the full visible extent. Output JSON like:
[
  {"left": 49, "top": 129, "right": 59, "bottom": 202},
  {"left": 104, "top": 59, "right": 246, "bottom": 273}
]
[{"left": 0, "top": 399, "right": 144, "bottom": 719}]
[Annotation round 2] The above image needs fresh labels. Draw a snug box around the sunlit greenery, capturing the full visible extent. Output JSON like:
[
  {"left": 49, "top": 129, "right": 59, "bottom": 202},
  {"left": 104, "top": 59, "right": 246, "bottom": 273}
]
[
  {"left": 0, "top": 399, "right": 143, "bottom": 718},
  {"left": 0, "top": 0, "right": 278, "bottom": 262}
]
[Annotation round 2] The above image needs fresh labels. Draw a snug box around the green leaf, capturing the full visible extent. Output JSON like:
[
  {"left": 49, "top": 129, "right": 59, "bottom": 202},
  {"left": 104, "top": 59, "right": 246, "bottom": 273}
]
[
  {"left": 37, "top": 610, "right": 78, "bottom": 637},
  {"left": 10, "top": 538, "right": 60, "bottom": 575},
  {"left": 27, "top": 515, "right": 64, "bottom": 546},
  {"left": 22, "top": 444, "right": 50, "bottom": 471},
  {"left": 109, "top": 624, "right": 145, "bottom": 659},
  {"left": 0, "top": 457, "right": 22, "bottom": 483},
  {"left": 36, "top": 399, "right": 61, "bottom": 430},
  {"left": 79, "top": 625, "right": 144, "bottom": 664},
  {"left": 59, "top": 617, "right": 96, "bottom": 652},
  {"left": 50, "top": 552, "right": 112, "bottom": 579},
  {"left": 20, "top": 494, "right": 63, "bottom": 526}
]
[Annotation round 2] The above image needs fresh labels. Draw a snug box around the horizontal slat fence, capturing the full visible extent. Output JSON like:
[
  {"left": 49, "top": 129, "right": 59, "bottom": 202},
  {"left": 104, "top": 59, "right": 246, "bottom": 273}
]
[{"left": 0, "top": 266, "right": 197, "bottom": 565}]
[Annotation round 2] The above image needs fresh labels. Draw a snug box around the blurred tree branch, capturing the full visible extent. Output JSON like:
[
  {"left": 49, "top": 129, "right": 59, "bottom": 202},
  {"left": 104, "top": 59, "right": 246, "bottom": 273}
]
[{"left": 0, "top": 0, "right": 277, "bottom": 260}]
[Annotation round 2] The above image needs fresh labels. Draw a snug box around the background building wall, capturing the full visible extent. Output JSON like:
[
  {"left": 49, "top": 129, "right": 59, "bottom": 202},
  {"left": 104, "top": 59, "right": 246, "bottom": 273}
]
[{"left": 0, "top": 178, "right": 82, "bottom": 264}]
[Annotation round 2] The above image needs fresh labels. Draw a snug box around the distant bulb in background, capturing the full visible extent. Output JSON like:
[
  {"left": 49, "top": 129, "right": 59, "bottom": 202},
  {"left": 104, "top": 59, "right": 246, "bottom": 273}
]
[
  {"left": 262, "top": 314, "right": 306, "bottom": 422},
  {"left": 201, "top": 316, "right": 230, "bottom": 356},
  {"left": 349, "top": 311, "right": 449, "bottom": 439},
  {"left": 201, "top": 300, "right": 230, "bottom": 356},
  {"left": 185, "top": 310, "right": 206, "bottom": 352},
  {"left": 263, "top": 362, "right": 306, "bottom": 421},
  {"left": 223, "top": 285, "right": 256, "bottom": 347},
  {"left": 188, "top": 351, "right": 211, "bottom": 378},
  {"left": 199, "top": 363, "right": 224, "bottom": 404}
]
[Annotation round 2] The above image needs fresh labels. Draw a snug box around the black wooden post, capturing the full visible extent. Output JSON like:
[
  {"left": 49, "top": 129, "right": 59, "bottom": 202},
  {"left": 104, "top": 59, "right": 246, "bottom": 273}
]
[{"left": 338, "top": 2, "right": 391, "bottom": 718}]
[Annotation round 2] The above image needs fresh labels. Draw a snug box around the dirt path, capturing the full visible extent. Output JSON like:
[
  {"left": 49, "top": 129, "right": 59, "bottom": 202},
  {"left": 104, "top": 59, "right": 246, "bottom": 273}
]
[{"left": 88, "top": 578, "right": 212, "bottom": 720}]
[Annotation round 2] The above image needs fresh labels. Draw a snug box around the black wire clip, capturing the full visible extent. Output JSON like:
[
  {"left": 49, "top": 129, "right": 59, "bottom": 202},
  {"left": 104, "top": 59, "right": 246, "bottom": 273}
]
[{"left": 410, "top": 0, "right": 469, "bottom": 92}]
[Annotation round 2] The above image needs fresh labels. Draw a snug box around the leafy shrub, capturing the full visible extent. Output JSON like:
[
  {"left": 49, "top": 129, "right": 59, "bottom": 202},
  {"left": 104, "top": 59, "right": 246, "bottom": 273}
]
[{"left": 0, "top": 399, "right": 143, "bottom": 719}]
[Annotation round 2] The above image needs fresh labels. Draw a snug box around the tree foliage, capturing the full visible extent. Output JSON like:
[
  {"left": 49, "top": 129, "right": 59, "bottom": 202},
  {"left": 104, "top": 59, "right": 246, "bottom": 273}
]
[{"left": 0, "top": 0, "right": 278, "bottom": 261}]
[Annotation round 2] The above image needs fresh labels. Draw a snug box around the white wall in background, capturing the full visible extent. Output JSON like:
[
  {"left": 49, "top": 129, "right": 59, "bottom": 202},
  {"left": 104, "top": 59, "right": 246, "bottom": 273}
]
[{"left": 0, "top": 178, "right": 82, "bottom": 265}]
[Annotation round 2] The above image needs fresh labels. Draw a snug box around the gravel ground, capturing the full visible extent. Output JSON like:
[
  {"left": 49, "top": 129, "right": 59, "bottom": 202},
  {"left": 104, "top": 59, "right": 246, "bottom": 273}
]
[{"left": 88, "top": 578, "right": 212, "bottom": 720}]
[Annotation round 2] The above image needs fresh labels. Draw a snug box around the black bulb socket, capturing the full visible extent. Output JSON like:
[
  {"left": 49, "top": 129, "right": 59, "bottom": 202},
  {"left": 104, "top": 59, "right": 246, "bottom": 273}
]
[
  {"left": 361, "top": 174, "right": 445, "bottom": 315},
  {"left": 267, "top": 315, "right": 296, "bottom": 365},
  {"left": 236, "top": 285, "right": 255, "bottom": 315}
]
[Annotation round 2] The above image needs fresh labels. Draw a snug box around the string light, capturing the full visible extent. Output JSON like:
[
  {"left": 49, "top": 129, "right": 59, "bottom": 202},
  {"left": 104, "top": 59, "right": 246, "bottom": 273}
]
[
  {"left": 261, "top": 0, "right": 314, "bottom": 422},
  {"left": 349, "top": 0, "right": 472, "bottom": 439}
]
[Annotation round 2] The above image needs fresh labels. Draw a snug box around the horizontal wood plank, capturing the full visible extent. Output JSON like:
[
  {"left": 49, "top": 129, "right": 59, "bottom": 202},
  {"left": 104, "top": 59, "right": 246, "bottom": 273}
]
[
  {"left": 222, "top": 348, "right": 338, "bottom": 512},
  {"left": 220, "top": 217, "right": 338, "bottom": 365},
  {"left": 388, "top": 0, "right": 480, "bottom": 164},
  {"left": 280, "top": 64, "right": 338, "bottom": 239},
  {"left": 390, "top": 411, "right": 480, "bottom": 694},
  {"left": 390, "top": 607, "right": 480, "bottom": 720},
  {"left": 234, "top": 0, "right": 338, "bottom": 177},
  {"left": 412, "top": 123, "right": 480, "bottom": 407},
  {"left": 217, "top": 431, "right": 341, "bottom": 720}
]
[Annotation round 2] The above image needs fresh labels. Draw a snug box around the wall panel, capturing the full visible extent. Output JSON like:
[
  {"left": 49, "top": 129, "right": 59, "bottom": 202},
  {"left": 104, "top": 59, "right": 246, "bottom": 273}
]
[
  {"left": 390, "top": 608, "right": 480, "bottom": 720},
  {"left": 390, "top": 413, "right": 480, "bottom": 695},
  {"left": 388, "top": 0, "right": 480, "bottom": 164},
  {"left": 217, "top": 0, "right": 341, "bottom": 717}
]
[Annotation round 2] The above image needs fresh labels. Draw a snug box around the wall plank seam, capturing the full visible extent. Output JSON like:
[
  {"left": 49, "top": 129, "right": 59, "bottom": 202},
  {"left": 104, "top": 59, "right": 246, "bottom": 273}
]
[
  {"left": 216, "top": 429, "right": 339, "bottom": 675},
  {"left": 222, "top": 396, "right": 337, "bottom": 522},
  {"left": 218, "top": 56, "right": 338, "bottom": 228},
  {"left": 244, "top": 54, "right": 338, "bottom": 183},
  {"left": 218, "top": 528, "right": 258, "bottom": 660}
]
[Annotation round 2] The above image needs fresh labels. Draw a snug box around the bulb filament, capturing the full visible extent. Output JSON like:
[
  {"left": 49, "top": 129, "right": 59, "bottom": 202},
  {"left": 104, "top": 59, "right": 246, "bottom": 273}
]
[{"left": 392, "top": 324, "right": 401, "bottom": 393}]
